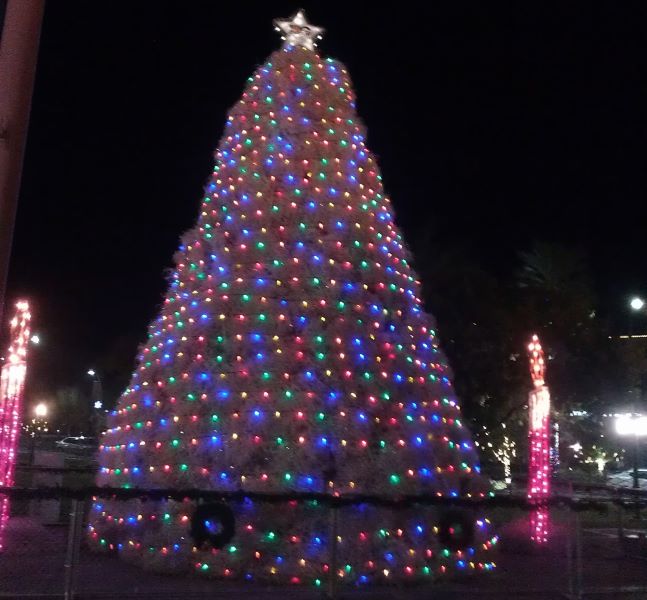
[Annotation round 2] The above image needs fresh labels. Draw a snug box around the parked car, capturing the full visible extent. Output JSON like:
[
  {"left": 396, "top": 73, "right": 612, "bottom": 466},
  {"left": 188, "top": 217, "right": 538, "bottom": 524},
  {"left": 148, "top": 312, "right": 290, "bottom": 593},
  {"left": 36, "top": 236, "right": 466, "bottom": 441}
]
[
  {"left": 607, "top": 469, "right": 647, "bottom": 490},
  {"left": 55, "top": 436, "right": 97, "bottom": 452}
]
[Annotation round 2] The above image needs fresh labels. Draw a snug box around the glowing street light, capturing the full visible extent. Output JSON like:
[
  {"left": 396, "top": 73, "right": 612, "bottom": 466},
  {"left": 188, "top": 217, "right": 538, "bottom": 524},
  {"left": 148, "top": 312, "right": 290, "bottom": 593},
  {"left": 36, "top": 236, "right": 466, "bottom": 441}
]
[
  {"left": 630, "top": 297, "right": 645, "bottom": 311},
  {"left": 615, "top": 414, "right": 647, "bottom": 437},
  {"left": 30, "top": 334, "right": 40, "bottom": 345},
  {"left": 34, "top": 402, "right": 47, "bottom": 418},
  {"left": 569, "top": 442, "right": 583, "bottom": 454},
  {"left": 615, "top": 413, "right": 647, "bottom": 489},
  {"left": 87, "top": 369, "right": 96, "bottom": 377}
]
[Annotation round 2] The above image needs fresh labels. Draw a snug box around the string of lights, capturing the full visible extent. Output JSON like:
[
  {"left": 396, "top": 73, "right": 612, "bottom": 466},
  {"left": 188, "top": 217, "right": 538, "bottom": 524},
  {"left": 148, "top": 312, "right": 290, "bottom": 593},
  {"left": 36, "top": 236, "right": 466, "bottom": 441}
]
[
  {"left": 0, "top": 300, "right": 31, "bottom": 551},
  {"left": 527, "top": 334, "right": 550, "bottom": 544}
]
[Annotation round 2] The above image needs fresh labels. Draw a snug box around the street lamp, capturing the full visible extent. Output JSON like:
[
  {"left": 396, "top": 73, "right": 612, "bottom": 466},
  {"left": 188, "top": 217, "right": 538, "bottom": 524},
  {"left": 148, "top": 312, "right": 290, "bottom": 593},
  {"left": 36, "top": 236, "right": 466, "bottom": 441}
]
[
  {"left": 87, "top": 370, "right": 103, "bottom": 434},
  {"left": 630, "top": 297, "right": 645, "bottom": 311},
  {"left": 615, "top": 413, "right": 647, "bottom": 488},
  {"left": 29, "top": 402, "right": 49, "bottom": 465},
  {"left": 30, "top": 334, "right": 40, "bottom": 345}
]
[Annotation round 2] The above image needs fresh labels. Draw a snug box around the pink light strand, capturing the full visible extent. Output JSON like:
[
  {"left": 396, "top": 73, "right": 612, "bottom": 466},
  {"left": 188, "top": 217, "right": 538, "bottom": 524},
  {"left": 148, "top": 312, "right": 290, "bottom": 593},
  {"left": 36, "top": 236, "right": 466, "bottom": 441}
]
[{"left": 0, "top": 300, "right": 31, "bottom": 551}]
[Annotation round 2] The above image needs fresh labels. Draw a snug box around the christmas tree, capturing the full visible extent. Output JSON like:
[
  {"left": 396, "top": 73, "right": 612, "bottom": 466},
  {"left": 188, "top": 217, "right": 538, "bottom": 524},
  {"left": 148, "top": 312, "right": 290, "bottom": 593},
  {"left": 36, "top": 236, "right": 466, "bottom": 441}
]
[{"left": 89, "top": 11, "right": 497, "bottom": 584}]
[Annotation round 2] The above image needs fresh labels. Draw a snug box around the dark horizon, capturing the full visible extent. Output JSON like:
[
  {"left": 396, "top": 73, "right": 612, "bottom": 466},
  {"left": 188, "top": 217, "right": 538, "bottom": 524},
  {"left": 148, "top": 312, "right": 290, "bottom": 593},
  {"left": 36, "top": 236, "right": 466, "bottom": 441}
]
[{"left": 6, "top": 2, "right": 647, "bottom": 401}]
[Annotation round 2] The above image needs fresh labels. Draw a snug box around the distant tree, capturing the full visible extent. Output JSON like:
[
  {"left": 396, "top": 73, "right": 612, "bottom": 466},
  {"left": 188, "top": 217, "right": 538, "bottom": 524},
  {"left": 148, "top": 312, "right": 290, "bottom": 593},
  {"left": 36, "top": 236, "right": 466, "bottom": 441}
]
[
  {"left": 414, "top": 239, "right": 527, "bottom": 474},
  {"left": 515, "top": 242, "right": 598, "bottom": 408},
  {"left": 516, "top": 241, "right": 645, "bottom": 474},
  {"left": 93, "top": 332, "right": 145, "bottom": 410},
  {"left": 518, "top": 242, "right": 588, "bottom": 293},
  {"left": 54, "top": 386, "right": 91, "bottom": 435},
  {"left": 413, "top": 237, "right": 645, "bottom": 478}
]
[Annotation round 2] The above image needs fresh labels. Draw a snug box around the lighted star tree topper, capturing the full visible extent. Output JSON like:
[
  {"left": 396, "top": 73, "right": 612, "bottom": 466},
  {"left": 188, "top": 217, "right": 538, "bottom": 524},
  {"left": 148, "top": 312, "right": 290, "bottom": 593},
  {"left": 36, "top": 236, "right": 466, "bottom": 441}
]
[
  {"left": 89, "top": 11, "right": 497, "bottom": 584},
  {"left": 274, "top": 10, "right": 324, "bottom": 51},
  {"left": 527, "top": 334, "right": 550, "bottom": 544},
  {"left": 0, "top": 300, "right": 31, "bottom": 551}
]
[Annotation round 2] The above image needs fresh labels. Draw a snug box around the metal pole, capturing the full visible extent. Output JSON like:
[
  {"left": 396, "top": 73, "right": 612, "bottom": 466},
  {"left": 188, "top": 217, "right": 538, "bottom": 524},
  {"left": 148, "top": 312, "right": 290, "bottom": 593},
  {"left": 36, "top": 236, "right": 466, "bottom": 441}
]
[
  {"left": 91, "top": 377, "right": 102, "bottom": 435},
  {"left": 632, "top": 431, "right": 639, "bottom": 489},
  {"left": 566, "top": 509, "right": 574, "bottom": 599},
  {"left": 327, "top": 503, "right": 338, "bottom": 600},
  {"left": 0, "top": 0, "right": 45, "bottom": 326},
  {"left": 28, "top": 432, "right": 35, "bottom": 466},
  {"left": 64, "top": 498, "right": 83, "bottom": 600}
]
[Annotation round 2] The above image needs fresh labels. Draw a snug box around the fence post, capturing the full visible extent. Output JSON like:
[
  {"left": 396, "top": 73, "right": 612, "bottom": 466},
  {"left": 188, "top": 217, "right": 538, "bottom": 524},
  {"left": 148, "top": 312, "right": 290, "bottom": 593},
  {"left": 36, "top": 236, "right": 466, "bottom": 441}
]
[
  {"left": 64, "top": 498, "right": 84, "bottom": 600},
  {"left": 617, "top": 498, "right": 624, "bottom": 545},
  {"left": 566, "top": 506, "right": 574, "bottom": 599},
  {"left": 574, "top": 511, "right": 583, "bottom": 600},
  {"left": 327, "top": 501, "right": 339, "bottom": 600}
]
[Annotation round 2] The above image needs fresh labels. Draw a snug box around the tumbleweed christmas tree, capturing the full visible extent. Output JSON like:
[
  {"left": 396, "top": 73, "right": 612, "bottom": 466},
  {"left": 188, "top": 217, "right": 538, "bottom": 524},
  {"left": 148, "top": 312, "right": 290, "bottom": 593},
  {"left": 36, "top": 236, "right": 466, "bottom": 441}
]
[{"left": 90, "top": 11, "right": 497, "bottom": 584}]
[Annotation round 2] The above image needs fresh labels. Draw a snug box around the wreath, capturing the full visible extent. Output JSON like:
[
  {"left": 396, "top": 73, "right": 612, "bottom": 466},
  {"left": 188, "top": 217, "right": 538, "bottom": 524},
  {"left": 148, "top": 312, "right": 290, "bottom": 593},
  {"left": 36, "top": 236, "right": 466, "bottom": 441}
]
[
  {"left": 437, "top": 509, "right": 475, "bottom": 552},
  {"left": 190, "top": 502, "right": 236, "bottom": 549}
]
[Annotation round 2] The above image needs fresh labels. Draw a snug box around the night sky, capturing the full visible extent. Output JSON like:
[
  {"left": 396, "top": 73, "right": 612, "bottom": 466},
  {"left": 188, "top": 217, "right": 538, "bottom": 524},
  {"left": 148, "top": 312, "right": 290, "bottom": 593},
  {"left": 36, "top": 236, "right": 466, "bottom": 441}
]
[{"left": 7, "top": 2, "right": 647, "bottom": 402}]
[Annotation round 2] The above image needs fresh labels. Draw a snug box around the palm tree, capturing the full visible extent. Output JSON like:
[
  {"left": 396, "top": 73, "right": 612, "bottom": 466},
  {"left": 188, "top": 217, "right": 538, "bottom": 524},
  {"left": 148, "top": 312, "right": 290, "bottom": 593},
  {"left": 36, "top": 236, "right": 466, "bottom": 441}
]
[
  {"left": 518, "top": 242, "right": 587, "bottom": 293},
  {"left": 517, "top": 242, "right": 595, "bottom": 335}
]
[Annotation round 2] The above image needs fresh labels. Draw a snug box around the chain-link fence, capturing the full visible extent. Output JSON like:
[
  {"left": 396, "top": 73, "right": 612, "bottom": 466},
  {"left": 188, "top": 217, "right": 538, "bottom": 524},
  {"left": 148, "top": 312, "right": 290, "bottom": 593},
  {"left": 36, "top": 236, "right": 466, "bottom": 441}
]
[{"left": 1, "top": 470, "right": 647, "bottom": 599}]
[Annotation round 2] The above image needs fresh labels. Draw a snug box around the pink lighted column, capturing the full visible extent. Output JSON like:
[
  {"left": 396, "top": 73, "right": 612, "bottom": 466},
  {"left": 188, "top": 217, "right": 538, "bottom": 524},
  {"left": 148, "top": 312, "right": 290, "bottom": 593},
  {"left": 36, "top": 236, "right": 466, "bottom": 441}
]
[
  {"left": 527, "top": 335, "right": 550, "bottom": 544},
  {"left": 0, "top": 300, "right": 31, "bottom": 550}
]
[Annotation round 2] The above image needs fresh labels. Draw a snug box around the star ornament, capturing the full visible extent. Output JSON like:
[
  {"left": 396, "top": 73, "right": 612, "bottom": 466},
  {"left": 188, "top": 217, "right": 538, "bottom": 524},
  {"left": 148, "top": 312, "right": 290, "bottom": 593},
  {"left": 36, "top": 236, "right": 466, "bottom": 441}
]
[{"left": 274, "top": 10, "right": 324, "bottom": 51}]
